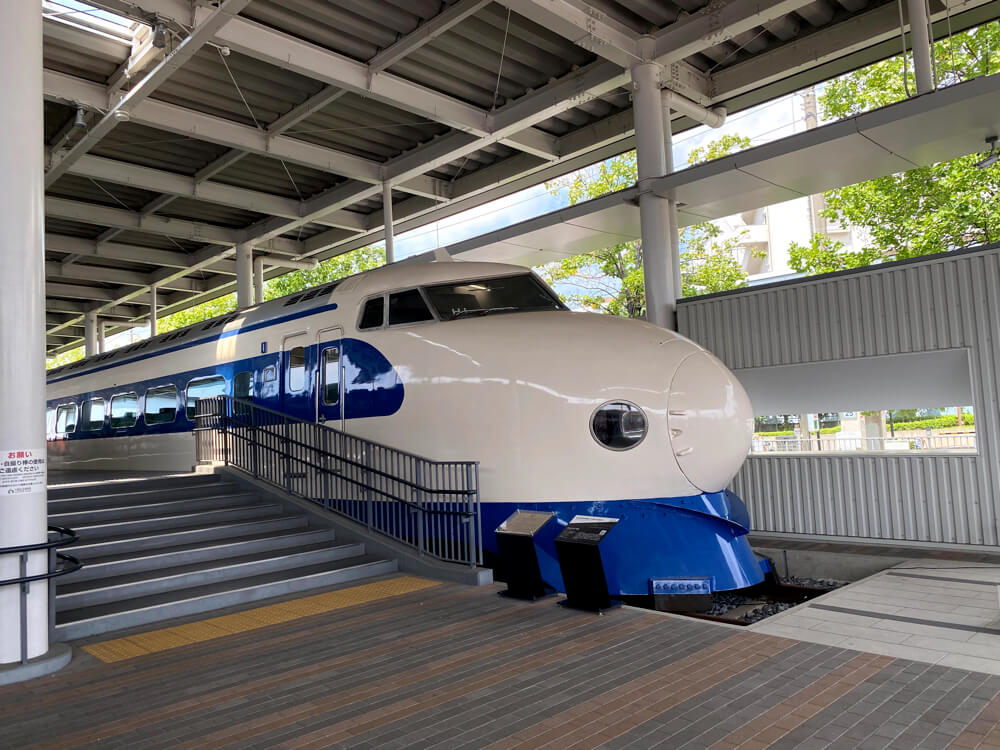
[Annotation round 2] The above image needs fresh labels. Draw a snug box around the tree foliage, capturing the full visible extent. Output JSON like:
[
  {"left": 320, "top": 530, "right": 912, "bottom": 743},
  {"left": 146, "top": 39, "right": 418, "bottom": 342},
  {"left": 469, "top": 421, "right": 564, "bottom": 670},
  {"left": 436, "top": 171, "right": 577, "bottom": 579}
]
[
  {"left": 541, "top": 135, "right": 754, "bottom": 317},
  {"left": 790, "top": 24, "right": 1000, "bottom": 275},
  {"left": 156, "top": 245, "right": 384, "bottom": 334}
]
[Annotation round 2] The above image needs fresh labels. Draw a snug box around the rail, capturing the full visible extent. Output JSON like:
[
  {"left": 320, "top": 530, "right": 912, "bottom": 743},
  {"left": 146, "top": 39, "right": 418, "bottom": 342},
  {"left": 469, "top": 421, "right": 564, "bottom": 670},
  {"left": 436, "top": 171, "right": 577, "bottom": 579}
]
[
  {"left": 0, "top": 526, "right": 82, "bottom": 664},
  {"left": 751, "top": 433, "right": 977, "bottom": 454},
  {"left": 193, "top": 396, "right": 482, "bottom": 567}
]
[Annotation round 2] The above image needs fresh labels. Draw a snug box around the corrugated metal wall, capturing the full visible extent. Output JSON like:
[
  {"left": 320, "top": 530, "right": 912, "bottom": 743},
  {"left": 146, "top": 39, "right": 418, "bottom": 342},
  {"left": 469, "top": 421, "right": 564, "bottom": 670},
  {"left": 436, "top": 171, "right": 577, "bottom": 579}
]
[{"left": 677, "top": 246, "right": 1000, "bottom": 547}]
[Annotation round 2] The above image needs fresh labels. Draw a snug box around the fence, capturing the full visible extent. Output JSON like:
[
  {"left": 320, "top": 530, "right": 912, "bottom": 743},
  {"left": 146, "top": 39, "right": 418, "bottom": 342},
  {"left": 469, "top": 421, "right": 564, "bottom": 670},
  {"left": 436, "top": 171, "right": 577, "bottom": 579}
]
[
  {"left": 194, "top": 396, "right": 482, "bottom": 567},
  {"left": 752, "top": 434, "right": 977, "bottom": 454}
]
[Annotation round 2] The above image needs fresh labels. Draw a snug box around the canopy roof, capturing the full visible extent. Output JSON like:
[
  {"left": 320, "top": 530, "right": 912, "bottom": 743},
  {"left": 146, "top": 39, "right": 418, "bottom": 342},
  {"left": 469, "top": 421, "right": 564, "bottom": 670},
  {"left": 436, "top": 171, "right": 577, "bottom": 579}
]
[{"left": 40, "top": 0, "right": 1000, "bottom": 353}]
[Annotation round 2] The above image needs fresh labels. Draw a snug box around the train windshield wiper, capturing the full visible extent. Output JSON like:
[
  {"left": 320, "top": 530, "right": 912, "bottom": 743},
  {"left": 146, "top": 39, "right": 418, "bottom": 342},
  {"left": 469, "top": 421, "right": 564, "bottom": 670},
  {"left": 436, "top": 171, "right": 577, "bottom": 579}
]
[{"left": 450, "top": 306, "right": 519, "bottom": 319}]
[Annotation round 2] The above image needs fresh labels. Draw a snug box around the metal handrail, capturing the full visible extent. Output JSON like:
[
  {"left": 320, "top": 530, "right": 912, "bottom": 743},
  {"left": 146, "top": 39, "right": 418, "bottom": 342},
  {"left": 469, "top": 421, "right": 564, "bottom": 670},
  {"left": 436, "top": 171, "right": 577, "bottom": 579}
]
[
  {"left": 193, "top": 395, "right": 482, "bottom": 567},
  {"left": 0, "top": 526, "right": 83, "bottom": 664}
]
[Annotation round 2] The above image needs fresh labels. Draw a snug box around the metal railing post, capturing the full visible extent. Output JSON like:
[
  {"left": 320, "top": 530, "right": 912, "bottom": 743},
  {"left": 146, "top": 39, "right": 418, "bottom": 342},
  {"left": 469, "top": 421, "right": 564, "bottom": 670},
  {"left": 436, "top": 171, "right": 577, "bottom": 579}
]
[
  {"left": 19, "top": 552, "right": 28, "bottom": 664},
  {"left": 415, "top": 464, "right": 425, "bottom": 556},
  {"left": 48, "top": 547, "right": 55, "bottom": 643},
  {"left": 365, "top": 446, "right": 373, "bottom": 531}
]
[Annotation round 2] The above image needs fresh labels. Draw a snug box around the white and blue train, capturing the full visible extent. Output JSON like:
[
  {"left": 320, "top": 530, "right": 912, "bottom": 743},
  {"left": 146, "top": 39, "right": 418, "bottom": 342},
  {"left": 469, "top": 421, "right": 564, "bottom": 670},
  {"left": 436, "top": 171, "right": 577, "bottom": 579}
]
[{"left": 46, "top": 260, "right": 767, "bottom": 597}]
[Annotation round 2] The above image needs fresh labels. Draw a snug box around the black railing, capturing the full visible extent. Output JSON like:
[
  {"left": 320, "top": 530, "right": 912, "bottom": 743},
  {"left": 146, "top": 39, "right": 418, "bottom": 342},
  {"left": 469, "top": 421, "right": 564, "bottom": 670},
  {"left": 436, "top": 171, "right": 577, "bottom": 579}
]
[
  {"left": 194, "top": 396, "right": 482, "bottom": 567},
  {"left": 0, "top": 526, "right": 82, "bottom": 663}
]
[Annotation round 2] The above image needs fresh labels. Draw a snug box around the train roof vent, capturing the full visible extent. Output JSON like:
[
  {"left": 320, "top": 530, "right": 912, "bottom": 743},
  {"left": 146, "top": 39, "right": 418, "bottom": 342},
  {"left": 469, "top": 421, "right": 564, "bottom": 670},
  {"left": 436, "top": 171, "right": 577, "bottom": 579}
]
[
  {"left": 300, "top": 287, "right": 325, "bottom": 301},
  {"left": 283, "top": 294, "right": 305, "bottom": 307}
]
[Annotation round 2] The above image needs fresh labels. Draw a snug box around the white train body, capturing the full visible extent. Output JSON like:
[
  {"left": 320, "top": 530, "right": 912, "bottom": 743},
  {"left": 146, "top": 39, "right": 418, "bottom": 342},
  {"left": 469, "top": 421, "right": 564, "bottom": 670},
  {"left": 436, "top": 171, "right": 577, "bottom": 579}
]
[{"left": 47, "top": 261, "right": 766, "bottom": 595}]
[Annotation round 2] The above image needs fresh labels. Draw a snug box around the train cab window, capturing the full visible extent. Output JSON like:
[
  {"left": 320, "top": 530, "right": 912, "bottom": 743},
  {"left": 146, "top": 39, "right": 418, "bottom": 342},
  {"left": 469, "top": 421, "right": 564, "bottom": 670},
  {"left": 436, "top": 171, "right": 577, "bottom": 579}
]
[
  {"left": 186, "top": 376, "right": 226, "bottom": 419},
  {"left": 55, "top": 404, "right": 78, "bottom": 434},
  {"left": 388, "top": 289, "right": 434, "bottom": 326},
  {"left": 322, "top": 347, "right": 340, "bottom": 405},
  {"left": 110, "top": 393, "right": 138, "bottom": 429},
  {"left": 423, "top": 274, "right": 566, "bottom": 321},
  {"left": 144, "top": 385, "right": 178, "bottom": 426},
  {"left": 287, "top": 347, "right": 306, "bottom": 392},
  {"left": 358, "top": 296, "right": 385, "bottom": 330},
  {"left": 81, "top": 398, "right": 106, "bottom": 431}
]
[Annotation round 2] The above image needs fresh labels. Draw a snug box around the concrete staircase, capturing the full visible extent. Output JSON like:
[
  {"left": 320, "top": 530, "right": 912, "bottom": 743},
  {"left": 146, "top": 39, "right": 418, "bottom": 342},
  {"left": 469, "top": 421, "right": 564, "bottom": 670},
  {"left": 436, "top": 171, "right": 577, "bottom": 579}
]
[{"left": 50, "top": 473, "right": 397, "bottom": 640}]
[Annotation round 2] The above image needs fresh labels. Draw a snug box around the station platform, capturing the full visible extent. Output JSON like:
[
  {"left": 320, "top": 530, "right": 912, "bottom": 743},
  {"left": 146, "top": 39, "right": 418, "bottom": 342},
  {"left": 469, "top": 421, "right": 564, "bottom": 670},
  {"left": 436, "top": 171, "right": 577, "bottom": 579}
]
[{"left": 4, "top": 575, "right": 1000, "bottom": 749}]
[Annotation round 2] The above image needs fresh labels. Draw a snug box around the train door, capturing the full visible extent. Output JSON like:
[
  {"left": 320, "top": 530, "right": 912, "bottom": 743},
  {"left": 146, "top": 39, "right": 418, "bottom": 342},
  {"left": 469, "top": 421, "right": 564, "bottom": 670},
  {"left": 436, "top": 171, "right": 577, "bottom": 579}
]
[
  {"left": 316, "top": 327, "right": 344, "bottom": 431},
  {"left": 280, "top": 331, "right": 315, "bottom": 420}
]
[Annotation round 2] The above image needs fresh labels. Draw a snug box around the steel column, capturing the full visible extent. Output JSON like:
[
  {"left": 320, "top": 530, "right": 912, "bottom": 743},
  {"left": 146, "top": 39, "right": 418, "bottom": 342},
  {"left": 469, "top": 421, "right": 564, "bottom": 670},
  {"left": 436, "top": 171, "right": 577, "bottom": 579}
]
[
  {"left": 253, "top": 255, "right": 265, "bottom": 306},
  {"left": 383, "top": 182, "right": 395, "bottom": 264},
  {"left": 84, "top": 311, "right": 98, "bottom": 357},
  {"left": 97, "top": 319, "right": 107, "bottom": 353},
  {"left": 236, "top": 242, "right": 253, "bottom": 308},
  {"left": 632, "top": 62, "right": 677, "bottom": 329},
  {"left": 0, "top": 2, "right": 49, "bottom": 665},
  {"left": 906, "top": 0, "right": 935, "bottom": 94},
  {"left": 149, "top": 284, "right": 158, "bottom": 336}
]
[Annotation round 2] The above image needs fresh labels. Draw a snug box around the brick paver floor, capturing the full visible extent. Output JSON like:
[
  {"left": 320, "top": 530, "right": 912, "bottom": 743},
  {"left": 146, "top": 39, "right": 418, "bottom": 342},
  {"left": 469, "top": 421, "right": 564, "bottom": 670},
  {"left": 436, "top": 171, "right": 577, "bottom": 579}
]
[{"left": 3, "top": 579, "right": 1000, "bottom": 749}]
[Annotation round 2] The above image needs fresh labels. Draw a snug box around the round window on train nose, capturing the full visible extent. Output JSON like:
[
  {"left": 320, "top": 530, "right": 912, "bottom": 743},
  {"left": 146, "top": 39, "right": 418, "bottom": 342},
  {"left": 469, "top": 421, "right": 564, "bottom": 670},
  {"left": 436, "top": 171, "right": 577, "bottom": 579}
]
[{"left": 590, "top": 401, "right": 648, "bottom": 450}]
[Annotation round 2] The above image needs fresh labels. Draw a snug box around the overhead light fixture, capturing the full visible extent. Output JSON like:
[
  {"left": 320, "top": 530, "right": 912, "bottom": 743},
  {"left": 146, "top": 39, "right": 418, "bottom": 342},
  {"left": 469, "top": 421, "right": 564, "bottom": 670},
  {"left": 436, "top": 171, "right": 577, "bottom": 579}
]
[
  {"left": 72, "top": 107, "right": 87, "bottom": 130},
  {"left": 152, "top": 21, "right": 166, "bottom": 49},
  {"left": 113, "top": 110, "right": 131, "bottom": 123},
  {"left": 976, "top": 135, "right": 999, "bottom": 169}
]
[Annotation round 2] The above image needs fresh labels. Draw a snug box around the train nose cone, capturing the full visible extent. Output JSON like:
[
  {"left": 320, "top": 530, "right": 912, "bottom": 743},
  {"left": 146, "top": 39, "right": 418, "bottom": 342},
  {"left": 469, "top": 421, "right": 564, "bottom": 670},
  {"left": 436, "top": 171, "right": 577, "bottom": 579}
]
[{"left": 667, "top": 351, "right": 753, "bottom": 493}]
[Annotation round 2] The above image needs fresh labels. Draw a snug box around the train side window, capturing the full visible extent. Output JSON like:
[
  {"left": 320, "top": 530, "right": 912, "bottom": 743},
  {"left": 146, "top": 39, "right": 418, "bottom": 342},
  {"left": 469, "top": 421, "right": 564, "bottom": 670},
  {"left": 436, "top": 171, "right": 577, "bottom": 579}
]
[
  {"left": 144, "top": 385, "right": 178, "bottom": 425},
  {"left": 81, "top": 398, "right": 106, "bottom": 431},
  {"left": 263, "top": 366, "right": 277, "bottom": 382},
  {"left": 322, "top": 347, "right": 340, "bottom": 405},
  {"left": 46, "top": 407, "right": 56, "bottom": 436},
  {"left": 358, "top": 296, "right": 385, "bottom": 330},
  {"left": 388, "top": 289, "right": 434, "bottom": 326},
  {"left": 288, "top": 347, "right": 306, "bottom": 392},
  {"left": 55, "top": 404, "right": 78, "bottom": 434},
  {"left": 234, "top": 371, "right": 253, "bottom": 401},
  {"left": 110, "top": 393, "right": 138, "bottom": 429},
  {"left": 186, "top": 376, "right": 226, "bottom": 419}
]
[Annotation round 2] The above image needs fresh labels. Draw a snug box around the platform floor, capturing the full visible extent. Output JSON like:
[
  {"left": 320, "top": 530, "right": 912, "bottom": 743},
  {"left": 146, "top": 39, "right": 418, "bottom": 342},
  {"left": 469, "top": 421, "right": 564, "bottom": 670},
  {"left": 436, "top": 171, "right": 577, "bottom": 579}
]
[
  {"left": 5, "top": 577, "right": 1000, "bottom": 749},
  {"left": 751, "top": 560, "right": 1000, "bottom": 676}
]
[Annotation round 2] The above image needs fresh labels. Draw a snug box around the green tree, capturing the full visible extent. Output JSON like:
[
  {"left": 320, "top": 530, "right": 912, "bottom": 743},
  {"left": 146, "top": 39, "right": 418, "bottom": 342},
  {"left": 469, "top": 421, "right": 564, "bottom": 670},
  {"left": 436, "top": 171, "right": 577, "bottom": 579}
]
[
  {"left": 156, "top": 245, "right": 384, "bottom": 333},
  {"left": 541, "top": 135, "right": 754, "bottom": 317},
  {"left": 790, "top": 24, "right": 1000, "bottom": 274}
]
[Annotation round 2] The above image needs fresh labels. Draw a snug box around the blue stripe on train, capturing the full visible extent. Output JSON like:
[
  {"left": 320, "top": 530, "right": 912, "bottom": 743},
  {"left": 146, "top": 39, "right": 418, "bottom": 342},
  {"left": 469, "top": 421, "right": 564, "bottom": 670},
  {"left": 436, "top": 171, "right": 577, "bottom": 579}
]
[{"left": 480, "top": 490, "right": 766, "bottom": 596}]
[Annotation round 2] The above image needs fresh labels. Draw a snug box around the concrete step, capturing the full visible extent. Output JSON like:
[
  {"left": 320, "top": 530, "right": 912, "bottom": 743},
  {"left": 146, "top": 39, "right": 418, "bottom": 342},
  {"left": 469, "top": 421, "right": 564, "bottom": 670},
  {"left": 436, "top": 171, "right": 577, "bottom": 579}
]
[
  {"left": 48, "top": 474, "right": 221, "bottom": 500},
  {"left": 56, "top": 556, "right": 399, "bottom": 640},
  {"left": 70, "top": 504, "right": 284, "bottom": 540},
  {"left": 68, "top": 528, "right": 338, "bottom": 583},
  {"left": 70, "top": 515, "right": 310, "bottom": 558},
  {"left": 56, "top": 542, "right": 367, "bottom": 611},
  {"left": 48, "top": 482, "right": 244, "bottom": 511},
  {"left": 50, "top": 492, "right": 260, "bottom": 525}
]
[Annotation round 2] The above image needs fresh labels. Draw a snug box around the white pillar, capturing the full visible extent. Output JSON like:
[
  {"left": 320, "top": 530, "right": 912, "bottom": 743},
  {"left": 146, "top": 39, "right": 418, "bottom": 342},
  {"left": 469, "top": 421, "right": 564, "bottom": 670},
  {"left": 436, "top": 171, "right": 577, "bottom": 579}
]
[
  {"left": 84, "top": 311, "right": 98, "bottom": 357},
  {"left": 149, "top": 285, "right": 158, "bottom": 337},
  {"left": 0, "top": 1, "right": 51, "bottom": 666},
  {"left": 632, "top": 61, "right": 677, "bottom": 329},
  {"left": 253, "top": 255, "right": 265, "bottom": 306},
  {"left": 382, "top": 182, "right": 395, "bottom": 264},
  {"left": 906, "top": 0, "right": 934, "bottom": 94},
  {"left": 661, "top": 95, "right": 683, "bottom": 303},
  {"left": 236, "top": 242, "right": 253, "bottom": 308},
  {"left": 98, "top": 319, "right": 107, "bottom": 354}
]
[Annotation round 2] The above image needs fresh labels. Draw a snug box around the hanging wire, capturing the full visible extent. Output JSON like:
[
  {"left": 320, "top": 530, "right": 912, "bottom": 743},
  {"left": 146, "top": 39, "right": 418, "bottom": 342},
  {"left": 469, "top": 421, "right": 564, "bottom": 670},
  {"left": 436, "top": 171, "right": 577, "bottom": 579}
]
[
  {"left": 896, "top": 0, "right": 913, "bottom": 96},
  {"left": 491, "top": 8, "right": 513, "bottom": 112},
  {"left": 87, "top": 178, "right": 139, "bottom": 212},
  {"left": 705, "top": 27, "right": 770, "bottom": 75},
  {"left": 217, "top": 47, "right": 304, "bottom": 201}
]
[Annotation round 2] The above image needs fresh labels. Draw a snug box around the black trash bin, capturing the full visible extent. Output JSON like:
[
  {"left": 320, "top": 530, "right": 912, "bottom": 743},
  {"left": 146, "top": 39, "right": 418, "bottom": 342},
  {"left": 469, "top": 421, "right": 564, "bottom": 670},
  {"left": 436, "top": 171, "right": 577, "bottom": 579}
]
[
  {"left": 494, "top": 510, "right": 557, "bottom": 600},
  {"left": 554, "top": 516, "right": 619, "bottom": 612}
]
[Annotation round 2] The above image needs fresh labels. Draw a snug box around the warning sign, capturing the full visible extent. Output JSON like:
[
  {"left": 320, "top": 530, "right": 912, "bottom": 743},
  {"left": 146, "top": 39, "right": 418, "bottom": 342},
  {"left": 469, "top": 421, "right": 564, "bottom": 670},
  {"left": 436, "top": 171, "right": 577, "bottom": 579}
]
[{"left": 0, "top": 449, "right": 46, "bottom": 496}]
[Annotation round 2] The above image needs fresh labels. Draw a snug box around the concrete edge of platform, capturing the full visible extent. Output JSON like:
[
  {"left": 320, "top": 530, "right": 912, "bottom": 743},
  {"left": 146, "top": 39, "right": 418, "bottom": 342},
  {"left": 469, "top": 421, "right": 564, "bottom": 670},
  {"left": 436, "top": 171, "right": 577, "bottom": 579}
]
[
  {"left": 217, "top": 467, "right": 494, "bottom": 587},
  {"left": 0, "top": 643, "right": 73, "bottom": 686}
]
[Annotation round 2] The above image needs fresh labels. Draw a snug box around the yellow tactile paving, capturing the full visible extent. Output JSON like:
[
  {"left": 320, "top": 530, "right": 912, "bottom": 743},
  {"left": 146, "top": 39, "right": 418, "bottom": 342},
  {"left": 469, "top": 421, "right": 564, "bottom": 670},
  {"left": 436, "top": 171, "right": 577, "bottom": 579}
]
[{"left": 81, "top": 575, "right": 441, "bottom": 664}]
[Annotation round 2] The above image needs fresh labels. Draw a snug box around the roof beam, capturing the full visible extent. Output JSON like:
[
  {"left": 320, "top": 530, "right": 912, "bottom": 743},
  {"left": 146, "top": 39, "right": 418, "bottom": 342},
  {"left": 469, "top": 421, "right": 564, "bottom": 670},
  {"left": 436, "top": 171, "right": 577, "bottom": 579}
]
[
  {"left": 68, "top": 155, "right": 369, "bottom": 231},
  {"left": 495, "top": 0, "right": 641, "bottom": 68},
  {"left": 43, "top": 70, "right": 448, "bottom": 200},
  {"left": 368, "top": 0, "right": 493, "bottom": 71},
  {"left": 46, "top": 261, "right": 206, "bottom": 292},
  {"left": 46, "top": 233, "right": 237, "bottom": 275},
  {"left": 45, "top": 0, "right": 253, "bottom": 188},
  {"left": 212, "top": 16, "right": 557, "bottom": 159}
]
